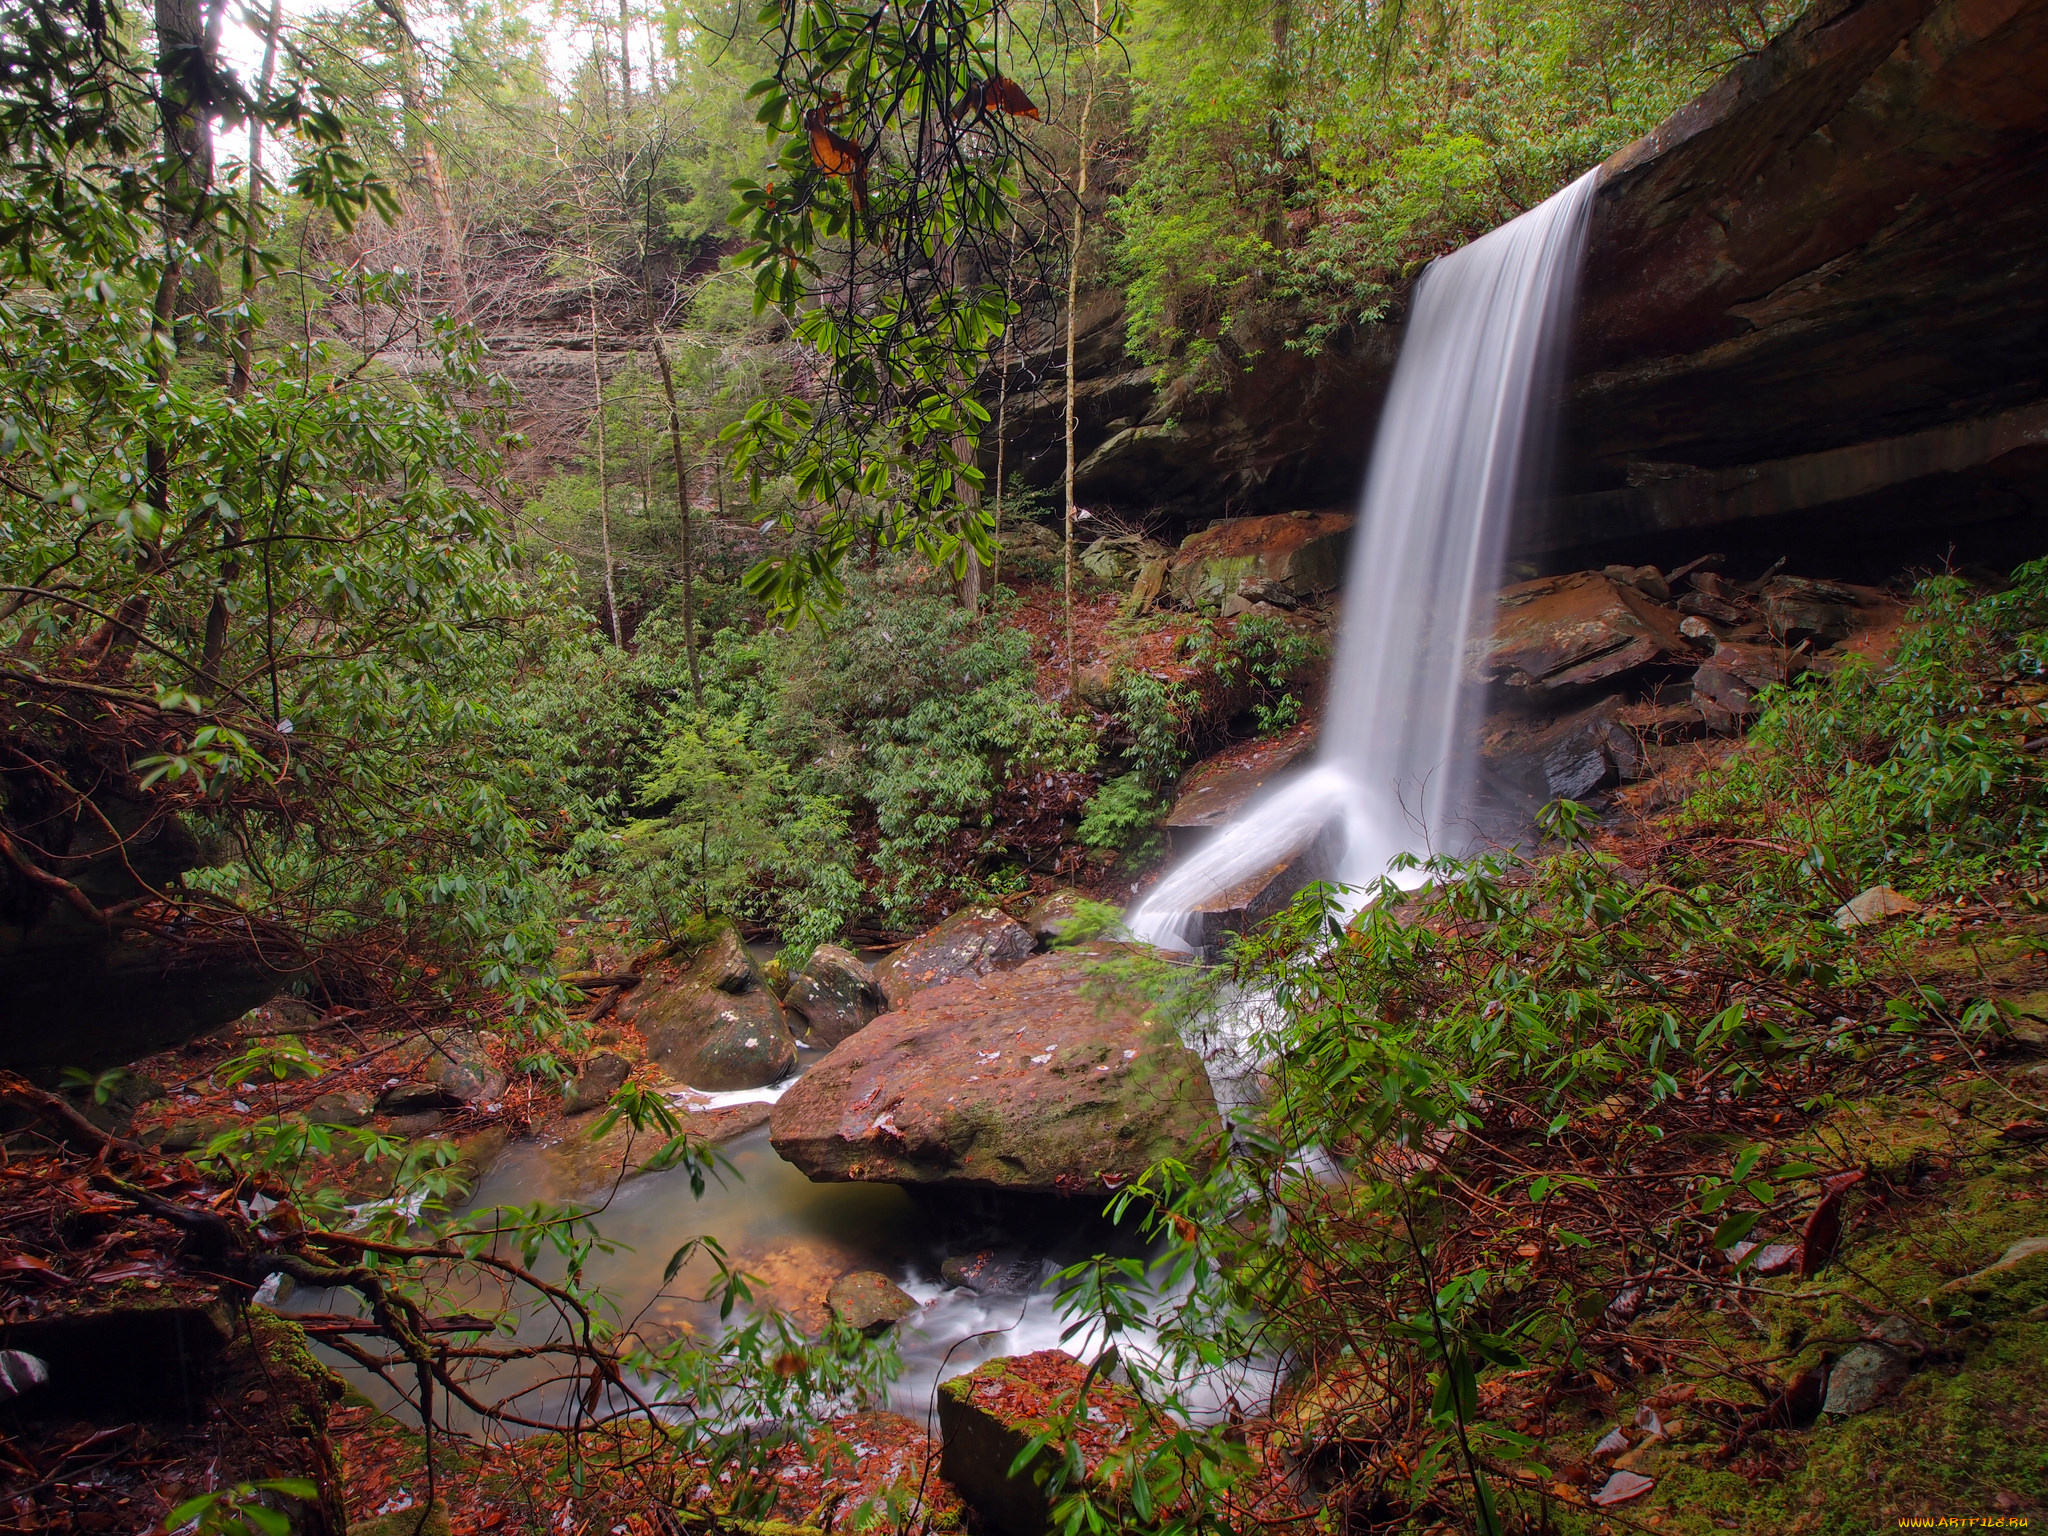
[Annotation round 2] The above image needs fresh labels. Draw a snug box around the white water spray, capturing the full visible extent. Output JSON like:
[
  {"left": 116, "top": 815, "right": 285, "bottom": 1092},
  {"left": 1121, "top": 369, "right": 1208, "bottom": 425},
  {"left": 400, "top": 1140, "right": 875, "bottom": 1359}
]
[{"left": 1129, "top": 169, "right": 1601, "bottom": 951}]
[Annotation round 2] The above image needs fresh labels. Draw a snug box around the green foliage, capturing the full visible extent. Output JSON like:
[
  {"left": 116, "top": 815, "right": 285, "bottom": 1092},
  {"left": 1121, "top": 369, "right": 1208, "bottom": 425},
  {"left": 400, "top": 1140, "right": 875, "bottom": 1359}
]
[
  {"left": 1686, "top": 563, "right": 2048, "bottom": 896},
  {"left": 165, "top": 1479, "right": 321, "bottom": 1536},
  {"left": 1115, "top": 0, "right": 1801, "bottom": 368},
  {"left": 1114, "top": 669, "right": 1201, "bottom": 787},
  {"left": 1078, "top": 772, "right": 1164, "bottom": 856},
  {"left": 511, "top": 568, "right": 1094, "bottom": 933}
]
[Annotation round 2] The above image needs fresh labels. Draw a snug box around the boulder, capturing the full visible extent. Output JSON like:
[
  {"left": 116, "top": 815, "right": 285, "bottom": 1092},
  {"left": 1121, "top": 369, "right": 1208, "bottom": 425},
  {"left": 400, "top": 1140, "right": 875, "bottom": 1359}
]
[
  {"left": 940, "top": 1251, "right": 1042, "bottom": 1295},
  {"left": 1477, "top": 571, "right": 1691, "bottom": 692},
  {"left": 937, "top": 1351, "right": 1144, "bottom": 1536},
  {"left": 638, "top": 925, "right": 798, "bottom": 1091},
  {"left": 770, "top": 945, "right": 1221, "bottom": 1194},
  {"left": 561, "top": 1051, "right": 631, "bottom": 1114},
  {"left": 376, "top": 1081, "right": 451, "bottom": 1116},
  {"left": 1760, "top": 576, "right": 1868, "bottom": 644},
  {"left": 1165, "top": 511, "right": 1353, "bottom": 611},
  {"left": 303, "top": 1090, "right": 374, "bottom": 1127},
  {"left": 784, "top": 944, "right": 887, "bottom": 1047},
  {"left": 873, "top": 907, "right": 1036, "bottom": 1009},
  {"left": 1692, "top": 640, "right": 1807, "bottom": 727},
  {"left": 1021, "top": 889, "right": 1089, "bottom": 947},
  {"left": 1486, "top": 698, "right": 1649, "bottom": 803},
  {"left": 825, "top": 1270, "right": 920, "bottom": 1334},
  {"left": 541, "top": 1100, "right": 774, "bottom": 1197},
  {"left": 418, "top": 1031, "right": 507, "bottom": 1106}
]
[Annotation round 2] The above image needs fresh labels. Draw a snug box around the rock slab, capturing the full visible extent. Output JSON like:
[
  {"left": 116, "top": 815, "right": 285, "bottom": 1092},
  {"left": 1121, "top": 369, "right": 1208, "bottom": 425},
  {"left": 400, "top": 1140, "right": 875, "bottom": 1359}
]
[
  {"left": 562, "top": 1051, "right": 630, "bottom": 1114},
  {"left": 771, "top": 945, "right": 1221, "bottom": 1194}
]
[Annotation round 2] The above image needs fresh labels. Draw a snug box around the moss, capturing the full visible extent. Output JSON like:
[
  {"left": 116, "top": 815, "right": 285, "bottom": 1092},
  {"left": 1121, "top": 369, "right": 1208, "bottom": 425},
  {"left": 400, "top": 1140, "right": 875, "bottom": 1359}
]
[{"left": 1523, "top": 1138, "right": 2048, "bottom": 1534}]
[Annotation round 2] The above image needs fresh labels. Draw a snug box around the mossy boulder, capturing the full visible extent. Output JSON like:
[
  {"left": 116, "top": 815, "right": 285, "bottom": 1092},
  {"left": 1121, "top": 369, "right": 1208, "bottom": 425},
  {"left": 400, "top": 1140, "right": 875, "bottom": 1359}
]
[
  {"left": 771, "top": 944, "right": 1220, "bottom": 1194},
  {"left": 639, "top": 924, "right": 797, "bottom": 1091}
]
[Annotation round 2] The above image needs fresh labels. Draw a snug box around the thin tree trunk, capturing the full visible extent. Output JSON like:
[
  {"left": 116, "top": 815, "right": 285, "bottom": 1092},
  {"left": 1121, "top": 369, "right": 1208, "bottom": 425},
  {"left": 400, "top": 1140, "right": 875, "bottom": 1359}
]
[
  {"left": 588, "top": 278, "right": 622, "bottom": 646},
  {"left": 651, "top": 337, "right": 703, "bottom": 706},
  {"left": 992, "top": 218, "right": 1016, "bottom": 595},
  {"left": 617, "top": 0, "right": 633, "bottom": 104},
  {"left": 230, "top": 0, "right": 284, "bottom": 397},
  {"left": 1062, "top": 0, "right": 1101, "bottom": 697}
]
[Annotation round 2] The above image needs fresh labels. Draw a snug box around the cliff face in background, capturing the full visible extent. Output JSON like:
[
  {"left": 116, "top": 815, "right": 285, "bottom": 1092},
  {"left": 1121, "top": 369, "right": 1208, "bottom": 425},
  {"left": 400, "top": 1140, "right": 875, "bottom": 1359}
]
[{"left": 1036, "top": 0, "right": 2048, "bottom": 572}]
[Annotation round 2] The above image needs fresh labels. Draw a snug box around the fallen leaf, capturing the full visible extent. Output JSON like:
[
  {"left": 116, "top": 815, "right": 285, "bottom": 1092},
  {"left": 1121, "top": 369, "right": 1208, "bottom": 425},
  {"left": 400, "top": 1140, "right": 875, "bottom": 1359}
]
[
  {"left": 1593, "top": 1428, "right": 1630, "bottom": 1458},
  {"left": 1800, "top": 1170, "right": 1862, "bottom": 1275},
  {"left": 1591, "top": 1470, "right": 1654, "bottom": 1506},
  {"left": 0, "top": 1255, "right": 70, "bottom": 1284}
]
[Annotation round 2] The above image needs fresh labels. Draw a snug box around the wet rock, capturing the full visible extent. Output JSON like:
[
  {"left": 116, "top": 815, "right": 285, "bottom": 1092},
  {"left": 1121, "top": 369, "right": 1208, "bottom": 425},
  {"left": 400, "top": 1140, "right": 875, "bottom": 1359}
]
[
  {"left": 1477, "top": 571, "right": 1690, "bottom": 692},
  {"left": 639, "top": 926, "right": 798, "bottom": 1091},
  {"left": 941, "top": 1251, "right": 1041, "bottom": 1294},
  {"left": 1604, "top": 563, "right": 1670, "bottom": 601},
  {"left": 376, "top": 1081, "right": 451, "bottom": 1116},
  {"left": 417, "top": 1031, "right": 507, "bottom": 1106},
  {"left": 783, "top": 945, "right": 886, "bottom": 1048},
  {"left": 1165, "top": 510, "right": 1353, "bottom": 611},
  {"left": 1489, "top": 698, "right": 1647, "bottom": 803},
  {"left": 825, "top": 1270, "right": 920, "bottom": 1334},
  {"left": 1820, "top": 1341, "right": 1911, "bottom": 1417},
  {"left": 1833, "top": 886, "right": 1923, "bottom": 930},
  {"left": 873, "top": 906, "right": 1035, "bottom": 1009},
  {"left": 1021, "top": 889, "right": 1089, "bottom": 947},
  {"left": 1676, "top": 590, "right": 1750, "bottom": 626},
  {"left": 937, "top": 1351, "right": 1143, "bottom": 1536},
  {"left": 1760, "top": 576, "right": 1870, "bottom": 644},
  {"left": 1159, "top": 732, "right": 1315, "bottom": 854},
  {"left": 304, "top": 1090, "right": 373, "bottom": 1127},
  {"left": 771, "top": 944, "right": 1221, "bottom": 1194},
  {"left": 1692, "top": 640, "right": 1806, "bottom": 726},
  {"left": 1166, "top": 806, "right": 1341, "bottom": 954},
  {"left": 543, "top": 1100, "right": 774, "bottom": 1196},
  {"left": 349, "top": 1506, "right": 451, "bottom": 1536},
  {"left": 561, "top": 1051, "right": 630, "bottom": 1115},
  {"left": 684, "top": 996, "right": 798, "bottom": 1091},
  {"left": 386, "top": 1110, "right": 445, "bottom": 1137}
]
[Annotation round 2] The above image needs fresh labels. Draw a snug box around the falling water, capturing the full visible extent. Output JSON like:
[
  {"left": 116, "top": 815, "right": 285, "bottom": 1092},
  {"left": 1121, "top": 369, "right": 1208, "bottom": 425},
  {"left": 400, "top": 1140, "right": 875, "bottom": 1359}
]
[{"left": 1129, "top": 168, "right": 1601, "bottom": 951}]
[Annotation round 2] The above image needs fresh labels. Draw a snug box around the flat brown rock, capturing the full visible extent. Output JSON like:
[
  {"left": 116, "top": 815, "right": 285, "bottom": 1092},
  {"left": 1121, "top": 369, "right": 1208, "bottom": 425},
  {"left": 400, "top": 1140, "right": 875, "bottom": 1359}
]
[
  {"left": 1161, "top": 729, "right": 1317, "bottom": 851},
  {"left": 769, "top": 945, "right": 1220, "bottom": 1194},
  {"left": 1166, "top": 510, "right": 1353, "bottom": 609},
  {"left": 1477, "top": 571, "right": 1690, "bottom": 691}
]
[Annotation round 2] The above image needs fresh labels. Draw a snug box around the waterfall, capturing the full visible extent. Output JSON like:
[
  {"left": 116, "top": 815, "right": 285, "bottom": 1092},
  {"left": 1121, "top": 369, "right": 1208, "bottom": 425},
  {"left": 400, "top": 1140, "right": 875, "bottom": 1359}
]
[{"left": 1128, "top": 168, "right": 1601, "bottom": 953}]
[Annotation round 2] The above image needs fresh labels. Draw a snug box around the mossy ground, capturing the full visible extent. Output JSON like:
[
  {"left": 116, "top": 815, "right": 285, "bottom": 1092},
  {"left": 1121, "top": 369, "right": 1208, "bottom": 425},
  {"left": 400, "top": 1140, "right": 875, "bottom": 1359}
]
[{"left": 1523, "top": 1068, "right": 2048, "bottom": 1536}]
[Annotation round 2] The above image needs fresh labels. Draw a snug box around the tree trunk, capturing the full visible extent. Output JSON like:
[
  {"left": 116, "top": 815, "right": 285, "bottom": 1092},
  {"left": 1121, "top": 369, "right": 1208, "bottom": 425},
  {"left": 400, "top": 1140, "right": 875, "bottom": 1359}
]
[
  {"left": 390, "top": 1, "right": 466, "bottom": 316},
  {"left": 650, "top": 337, "right": 704, "bottom": 707},
  {"left": 1062, "top": 0, "right": 1102, "bottom": 697},
  {"left": 618, "top": 0, "right": 633, "bottom": 104},
  {"left": 588, "top": 278, "right": 622, "bottom": 646}
]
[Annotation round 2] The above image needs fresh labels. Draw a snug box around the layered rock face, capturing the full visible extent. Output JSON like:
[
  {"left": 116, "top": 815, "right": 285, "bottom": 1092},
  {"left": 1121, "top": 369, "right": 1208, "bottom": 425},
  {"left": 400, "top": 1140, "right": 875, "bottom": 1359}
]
[
  {"left": 770, "top": 944, "right": 1221, "bottom": 1194},
  {"left": 1008, "top": 0, "right": 2048, "bottom": 566},
  {"left": 872, "top": 905, "right": 1036, "bottom": 1008}
]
